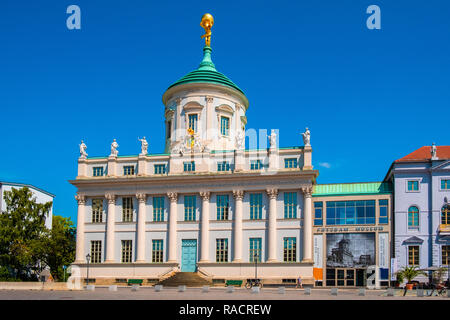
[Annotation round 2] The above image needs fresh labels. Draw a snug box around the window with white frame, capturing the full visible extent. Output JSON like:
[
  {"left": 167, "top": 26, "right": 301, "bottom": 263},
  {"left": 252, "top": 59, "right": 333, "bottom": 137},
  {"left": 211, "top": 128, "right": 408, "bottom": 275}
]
[
  {"left": 123, "top": 165, "right": 135, "bottom": 176},
  {"left": 152, "top": 240, "right": 163, "bottom": 263},
  {"left": 90, "top": 240, "right": 102, "bottom": 263},
  {"left": 216, "top": 239, "right": 228, "bottom": 262},
  {"left": 407, "top": 180, "right": 419, "bottom": 192},
  {"left": 121, "top": 240, "right": 133, "bottom": 263},
  {"left": 92, "top": 199, "right": 103, "bottom": 223},
  {"left": 122, "top": 197, "right": 133, "bottom": 222}
]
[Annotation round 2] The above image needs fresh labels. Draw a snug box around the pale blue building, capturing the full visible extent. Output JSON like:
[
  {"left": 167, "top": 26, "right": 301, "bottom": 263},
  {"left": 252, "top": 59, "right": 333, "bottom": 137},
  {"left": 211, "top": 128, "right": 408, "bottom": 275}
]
[{"left": 384, "top": 145, "right": 450, "bottom": 283}]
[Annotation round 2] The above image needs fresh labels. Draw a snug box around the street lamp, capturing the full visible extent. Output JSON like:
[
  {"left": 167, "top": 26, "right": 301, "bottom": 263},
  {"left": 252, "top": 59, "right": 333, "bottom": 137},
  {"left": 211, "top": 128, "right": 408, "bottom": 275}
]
[
  {"left": 86, "top": 253, "right": 91, "bottom": 286},
  {"left": 254, "top": 253, "right": 258, "bottom": 285}
]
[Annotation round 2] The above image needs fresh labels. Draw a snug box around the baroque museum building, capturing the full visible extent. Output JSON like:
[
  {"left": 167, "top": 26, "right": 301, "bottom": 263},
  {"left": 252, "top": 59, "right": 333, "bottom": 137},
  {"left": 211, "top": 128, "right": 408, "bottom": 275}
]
[{"left": 69, "top": 15, "right": 408, "bottom": 288}]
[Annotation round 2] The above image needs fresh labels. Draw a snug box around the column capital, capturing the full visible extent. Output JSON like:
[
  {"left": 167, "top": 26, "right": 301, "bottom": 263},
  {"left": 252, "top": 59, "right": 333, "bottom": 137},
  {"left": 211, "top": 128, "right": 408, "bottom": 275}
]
[
  {"left": 232, "top": 190, "right": 245, "bottom": 201},
  {"left": 301, "top": 186, "right": 313, "bottom": 197},
  {"left": 175, "top": 97, "right": 182, "bottom": 105},
  {"left": 167, "top": 192, "right": 178, "bottom": 202},
  {"left": 205, "top": 96, "right": 214, "bottom": 104},
  {"left": 105, "top": 193, "right": 116, "bottom": 204},
  {"left": 136, "top": 193, "right": 147, "bottom": 203},
  {"left": 75, "top": 194, "right": 86, "bottom": 205},
  {"left": 266, "top": 188, "right": 278, "bottom": 199},
  {"left": 199, "top": 191, "right": 211, "bottom": 201}
]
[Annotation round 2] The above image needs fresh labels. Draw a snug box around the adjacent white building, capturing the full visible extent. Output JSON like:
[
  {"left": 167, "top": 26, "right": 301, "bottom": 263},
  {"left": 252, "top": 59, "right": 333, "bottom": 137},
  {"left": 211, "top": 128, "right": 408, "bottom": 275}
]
[
  {"left": 0, "top": 181, "right": 54, "bottom": 229},
  {"left": 70, "top": 34, "right": 319, "bottom": 285}
]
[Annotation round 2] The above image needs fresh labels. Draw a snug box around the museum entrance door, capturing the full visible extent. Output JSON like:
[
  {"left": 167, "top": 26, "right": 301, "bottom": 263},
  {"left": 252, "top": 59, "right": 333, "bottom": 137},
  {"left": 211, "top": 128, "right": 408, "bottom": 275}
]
[{"left": 328, "top": 268, "right": 357, "bottom": 287}]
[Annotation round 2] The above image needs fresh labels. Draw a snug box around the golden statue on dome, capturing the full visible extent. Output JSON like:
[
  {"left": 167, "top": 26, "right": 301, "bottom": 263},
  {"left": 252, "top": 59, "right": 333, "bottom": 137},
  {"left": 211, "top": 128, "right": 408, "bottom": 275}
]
[{"left": 200, "top": 13, "right": 214, "bottom": 46}]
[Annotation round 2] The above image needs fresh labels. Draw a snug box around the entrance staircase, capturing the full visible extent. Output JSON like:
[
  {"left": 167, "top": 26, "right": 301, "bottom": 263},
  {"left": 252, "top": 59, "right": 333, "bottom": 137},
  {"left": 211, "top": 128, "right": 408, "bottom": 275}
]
[{"left": 157, "top": 272, "right": 212, "bottom": 287}]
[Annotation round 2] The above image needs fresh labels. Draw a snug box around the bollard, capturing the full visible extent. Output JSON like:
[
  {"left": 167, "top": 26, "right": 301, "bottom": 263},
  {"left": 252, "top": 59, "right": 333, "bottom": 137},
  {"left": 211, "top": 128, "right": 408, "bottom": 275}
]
[
  {"left": 417, "top": 289, "right": 424, "bottom": 297},
  {"left": 304, "top": 287, "right": 311, "bottom": 295},
  {"left": 358, "top": 288, "right": 365, "bottom": 296},
  {"left": 108, "top": 285, "right": 118, "bottom": 292},
  {"left": 387, "top": 288, "right": 394, "bottom": 297},
  {"left": 227, "top": 286, "right": 235, "bottom": 293},
  {"left": 86, "top": 285, "right": 95, "bottom": 291},
  {"left": 202, "top": 286, "right": 210, "bottom": 293},
  {"left": 331, "top": 288, "right": 338, "bottom": 296},
  {"left": 251, "top": 286, "right": 260, "bottom": 294},
  {"left": 178, "top": 285, "right": 186, "bottom": 292},
  {"left": 447, "top": 289, "right": 450, "bottom": 298},
  {"left": 154, "top": 285, "right": 163, "bottom": 292},
  {"left": 278, "top": 287, "right": 285, "bottom": 294},
  {"left": 131, "top": 284, "right": 140, "bottom": 292}
]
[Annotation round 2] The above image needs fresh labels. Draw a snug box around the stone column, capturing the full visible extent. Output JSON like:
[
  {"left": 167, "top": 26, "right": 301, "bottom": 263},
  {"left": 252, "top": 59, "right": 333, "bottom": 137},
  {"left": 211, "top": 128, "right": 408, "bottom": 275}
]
[
  {"left": 301, "top": 186, "right": 313, "bottom": 263},
  {"left": 266, "top": 189, "right": 278, "bottom": 262},
  {"left": 105, "top": 193, "right": 116, "bottom": 263},
  {"left": 75, "top": 194, "right": 86, "bottom": 263},
  {"left": 233, "top": 190, "right": 245, "bottom": 262},
  {"left": 199, "top": 191, "right": 211, "bottom": 262},
  {"left": 136, "top": 193, "right": 147, "bottom": 262},
  {"left": 167, "top": 192, "right": 178, "bottom": 263}
]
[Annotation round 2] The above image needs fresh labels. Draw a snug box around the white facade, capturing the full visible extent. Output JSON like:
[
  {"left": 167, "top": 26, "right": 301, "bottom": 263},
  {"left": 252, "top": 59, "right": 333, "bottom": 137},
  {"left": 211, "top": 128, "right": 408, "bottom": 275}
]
[
  {"left": 0, "top": 181, "right": 54, "bottom": 229},
  {"left": 70, "top": 43, "right": 319, "bottom": 285}
]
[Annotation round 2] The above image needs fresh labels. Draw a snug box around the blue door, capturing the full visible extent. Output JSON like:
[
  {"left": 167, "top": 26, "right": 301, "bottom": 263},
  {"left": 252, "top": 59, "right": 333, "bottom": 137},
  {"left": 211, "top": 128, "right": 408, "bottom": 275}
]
[{"left": 181, "top": 239, "right": 197, "bottom": 272}]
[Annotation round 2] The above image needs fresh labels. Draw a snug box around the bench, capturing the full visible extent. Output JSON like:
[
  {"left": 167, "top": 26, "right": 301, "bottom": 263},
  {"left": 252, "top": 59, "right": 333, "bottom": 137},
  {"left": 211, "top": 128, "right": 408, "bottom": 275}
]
[
  {"left": 127, "top": 279, "right": 143, "bottom": 286},
  {"left": 225, "top": 280, "right": 243, "bottom": 287}
]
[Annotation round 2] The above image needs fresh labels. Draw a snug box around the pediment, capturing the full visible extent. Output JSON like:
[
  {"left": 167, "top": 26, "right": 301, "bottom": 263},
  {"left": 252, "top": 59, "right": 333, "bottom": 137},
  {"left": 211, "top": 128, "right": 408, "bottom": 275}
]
[
  {"left": 183, "top": 101, "right": 204, "bottom": 112},
  {"left": 215, "top": 104, "right": 234, "bottom": 115},
  {"left": 432, "top": 160, "right": 450, "bottom": 171},
  {"left": 402, "top": 236, "right": 424, "bottom": 244}
]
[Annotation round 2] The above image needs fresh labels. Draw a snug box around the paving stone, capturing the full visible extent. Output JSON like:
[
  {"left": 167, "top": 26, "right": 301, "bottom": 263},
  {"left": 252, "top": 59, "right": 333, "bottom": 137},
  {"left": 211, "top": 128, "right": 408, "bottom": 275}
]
[
  {"left": 251, "top": 287, "right": 260, "bottom": 294},
  {"left": 131, "top": 285, "right": 140, "bottom": 291}
]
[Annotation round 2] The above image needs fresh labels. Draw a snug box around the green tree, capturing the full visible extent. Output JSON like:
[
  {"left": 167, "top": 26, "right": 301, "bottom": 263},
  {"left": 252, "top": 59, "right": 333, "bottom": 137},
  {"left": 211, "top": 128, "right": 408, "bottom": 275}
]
[
  {"left": 41, "top": 216, "right": 76, "bottom": 281},
  {"left": 0, "top": 187, "right": 52, "bottom": 280}
]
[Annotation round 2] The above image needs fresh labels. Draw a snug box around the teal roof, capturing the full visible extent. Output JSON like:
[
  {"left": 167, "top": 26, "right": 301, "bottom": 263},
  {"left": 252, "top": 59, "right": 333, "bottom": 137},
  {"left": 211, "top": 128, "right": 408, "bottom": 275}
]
[
  {"left": 313, "top": 182, "right": 392, "bottom": 197},
  {"left": 167, "top": 46, "right": 245, "bottom": 95}
]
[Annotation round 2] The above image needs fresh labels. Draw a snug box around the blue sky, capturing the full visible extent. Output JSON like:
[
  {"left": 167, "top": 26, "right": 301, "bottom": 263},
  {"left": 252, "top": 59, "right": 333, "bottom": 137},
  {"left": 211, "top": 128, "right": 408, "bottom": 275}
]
[{"left": 1, "top": 0, "right": 449, "bottom": 223}]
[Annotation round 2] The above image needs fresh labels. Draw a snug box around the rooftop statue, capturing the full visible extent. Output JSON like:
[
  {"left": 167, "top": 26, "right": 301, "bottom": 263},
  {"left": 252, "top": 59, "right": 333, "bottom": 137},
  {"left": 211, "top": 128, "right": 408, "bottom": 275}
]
[
  {"left": 431, "top": 142, "right": 437, "bottom": 159},
  {"left": 110, "top": 139, "right": 119, "bottom": 157},
  {"left": 301, "top": 127, "right": 311, "bottom": 147},
  {"left": 79, "top": 140, "right": 88, "bottom": 158},
  {"left": 200, "top": 13, "right": 214, "bottom": 46},
  {"left": 236, "top": 129, "right": 245, "bottom": 149},
  {"left": 138, "top": 136, "right": 148, "bottom": 155},
  {"left": 269, "top": 129, "right": 277, "bottom": 149}
]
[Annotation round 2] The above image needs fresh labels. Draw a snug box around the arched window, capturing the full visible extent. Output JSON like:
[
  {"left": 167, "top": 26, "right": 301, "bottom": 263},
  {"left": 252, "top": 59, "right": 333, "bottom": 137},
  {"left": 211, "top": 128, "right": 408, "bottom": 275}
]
[
  {"left": 442, "top": 204, "right": 450, "bottom": 225},
  {"left": 408, "top": 206, "right": 419, "bottom": 228}
]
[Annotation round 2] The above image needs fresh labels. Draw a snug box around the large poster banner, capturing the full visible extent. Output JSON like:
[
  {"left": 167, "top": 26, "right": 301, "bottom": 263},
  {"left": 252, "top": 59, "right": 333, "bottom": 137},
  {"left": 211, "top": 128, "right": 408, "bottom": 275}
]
[
  {"left": 378, "top": 233, "right": 389, "bottom": 268},
  {"left": 326, "top": 233, "right": 375, "bottom": 268},
  {"left": 313, "top": 234, "right": 323, "bottom": 268}
]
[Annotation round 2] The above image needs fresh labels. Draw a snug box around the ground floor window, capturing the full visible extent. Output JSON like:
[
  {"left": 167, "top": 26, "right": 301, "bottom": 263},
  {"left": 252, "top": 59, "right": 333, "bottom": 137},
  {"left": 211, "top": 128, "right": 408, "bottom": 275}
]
[
  {"left": 121, "top": 240, "right": 133, "bottom": 263},
  {"left": 249, "top": 238, "right": 262, "bottom": 262},
  {"left": 283, "top": 237, "right": 296, "bottom": 262},
  {"left": 442, "top": 245, "right": 450, "bottom": 265},
  {"left": 408, "top": 245, "right": 420, "bottom": 266},
  {"left": 90, "top": 240, "right": 102, "bottom": 263},
  {"left": 216, "top": 239, "right": 228, "bottom": 263},
  {"left": 152, "top": 240, "right": 163, "bottom": 263}
]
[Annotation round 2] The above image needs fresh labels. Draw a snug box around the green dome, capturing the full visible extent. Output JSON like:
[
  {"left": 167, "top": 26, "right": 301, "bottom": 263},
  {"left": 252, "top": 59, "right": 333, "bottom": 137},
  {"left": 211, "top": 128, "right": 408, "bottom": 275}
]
[{"left": 167, "top": 46, "right": 245, "bottom": 95}]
